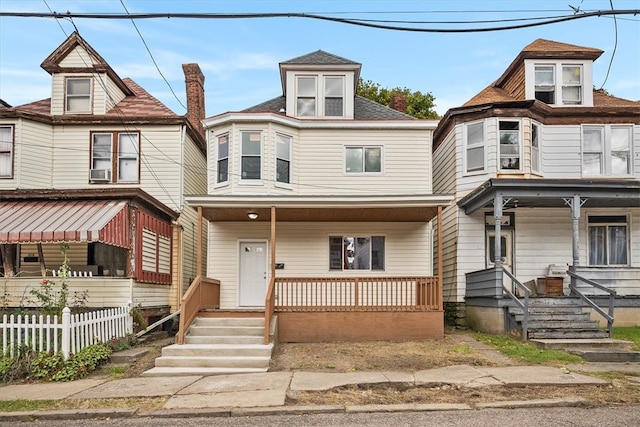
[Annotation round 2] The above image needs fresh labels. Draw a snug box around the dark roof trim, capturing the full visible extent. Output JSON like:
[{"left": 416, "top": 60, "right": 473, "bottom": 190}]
[{"left": 458, "top": 178, "right": 640, "bottom": 214}]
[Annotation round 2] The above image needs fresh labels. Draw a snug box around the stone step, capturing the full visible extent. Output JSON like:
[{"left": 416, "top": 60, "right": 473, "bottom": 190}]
[
  {"left": 141, "top": 366, "right": 269, "bottom": 377},
  {"left": 531, "top": 338, "right": 634, "bottom": 351},
  {"left": 564, "top": 348, "right": 640, "bottom": 363},
  {"left": 510, "top": 307, "right": 585, "bottom": 315},
  {"left": 155, "top": 356, "right": 271, "bottom": 369},
  {"left": 514, "top": 313, "right": 591, "bottom": 322},
  {"left": 184, "top": 335, "right": 264, "bottom": 345},
  {"left": 187, "top": 325, "right": 263, "bottom": 336},
  {"left": 161, "top": 343, "right": 273, "bottom": 358},
  {"left": 193, "top": 317, "right": 264, "bottom": 327}
]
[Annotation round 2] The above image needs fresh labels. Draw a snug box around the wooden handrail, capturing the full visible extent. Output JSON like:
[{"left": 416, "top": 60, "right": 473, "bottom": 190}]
[
  {"left": 264, "top": 276, "right": 276, "bottom": 344},
  {"left": 176, "top": 275, "right": 220, "bottom": 344}
]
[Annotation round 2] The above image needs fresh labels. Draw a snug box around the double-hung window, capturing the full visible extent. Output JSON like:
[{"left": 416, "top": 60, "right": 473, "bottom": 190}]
[
  {"left": 588, "top": 216, "right": 628, "bottom": 266},
  {"left": 296, "top": 77, "right": 317, "bottom": 117},
  {"left": 582, "top": 125, "right": 632, "bottom": 176},
  {"left": 499, "top": 120, "right": 521, "bottom": 171},
  {"left": 216, "top": 133, "right": 229, "bottom": 184},
  {"left": 534, "top": 64, "right": 583, "bottom": 106},
  {"left": 329, "top": 236, "right": 385, "bottom": 270},
  {"left": 465, "top": 121, "right": 485, "bottom": 173},
  {"left": 345, "top": 146, "right": 382, "bottom": 173},
  {"left": 241, "top": 131, "right": 261, "bottom": 180},
  {"left": 324, "top": 76, "right": 344, "bottom": 116},
  {"left": 90, "top": 131, "right": 139, "bottom": 183},
  {"left": 531, "top": 122, "right": 541, "bottom": 173},
  {"left": 66, "top": 77, "right": 92, "bottom": 113},
  {"left": 276, "top": 133, "right": 291, "bottom": 184},
  {"left": 0, "top": 125, "right": 14, "bottom": 178}
]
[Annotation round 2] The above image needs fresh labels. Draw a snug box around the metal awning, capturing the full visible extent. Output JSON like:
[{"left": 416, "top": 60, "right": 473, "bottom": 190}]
[{"left": 0, "top": 200, "right": 130, "bottom": 248}]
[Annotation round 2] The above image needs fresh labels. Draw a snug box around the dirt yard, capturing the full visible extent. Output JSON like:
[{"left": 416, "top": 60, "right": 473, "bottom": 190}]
[{"left": 117, "top": 329, "right": 640, "bottom": 407}]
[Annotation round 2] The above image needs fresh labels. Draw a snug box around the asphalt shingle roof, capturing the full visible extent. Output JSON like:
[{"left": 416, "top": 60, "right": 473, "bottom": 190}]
[{"left": 280, "top": 50, "right": 360, "bottom": 66}]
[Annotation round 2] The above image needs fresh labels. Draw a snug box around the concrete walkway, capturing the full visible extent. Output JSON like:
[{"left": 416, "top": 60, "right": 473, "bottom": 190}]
[{"left": 0, "top": 363, "right": 629, "bottom": 421}]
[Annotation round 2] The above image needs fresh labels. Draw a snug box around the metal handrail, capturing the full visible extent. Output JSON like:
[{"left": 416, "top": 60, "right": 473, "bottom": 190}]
[
  {"left": 501, "top": 268, "right": 530, "bottom": 340},
  {"left": 567, "top": 270, "right": 615, "bottom": 337}
]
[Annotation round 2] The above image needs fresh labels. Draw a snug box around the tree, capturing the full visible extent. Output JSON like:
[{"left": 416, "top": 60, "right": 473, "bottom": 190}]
[{"left": 356, "top": 78, "right": 439, "bottom": 119}]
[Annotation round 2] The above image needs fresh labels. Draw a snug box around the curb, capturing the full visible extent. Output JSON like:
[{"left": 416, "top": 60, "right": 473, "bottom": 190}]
[{"left": 0, "top": 398, "right": 589, "bottom": 421}]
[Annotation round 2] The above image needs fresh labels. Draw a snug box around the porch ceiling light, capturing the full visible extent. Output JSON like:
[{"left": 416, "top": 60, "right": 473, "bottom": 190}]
[{"left": 247, "top": 211, "right": 258, "bottom": 220}]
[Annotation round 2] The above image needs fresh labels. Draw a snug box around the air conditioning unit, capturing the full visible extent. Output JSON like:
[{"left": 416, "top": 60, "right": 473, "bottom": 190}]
[{"left": 90, "top": 169, "right": 111, "bottom": 182}]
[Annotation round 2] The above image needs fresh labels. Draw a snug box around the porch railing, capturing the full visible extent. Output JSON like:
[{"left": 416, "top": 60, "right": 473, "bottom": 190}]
[
  {"left": 567, "top": 270, "right": 615, "bottom": 337},
  {"left": 501, "top": 268, "right": 531, "bottom": 340},
  {"left": 264, "top": 276, "right": 276, "bottom": 344},
  {"left": 273, "top": 276, "right": 441, "bottom": 312},
  {"left": 176, "top": 275, "right": 220, "bottom": 344}
]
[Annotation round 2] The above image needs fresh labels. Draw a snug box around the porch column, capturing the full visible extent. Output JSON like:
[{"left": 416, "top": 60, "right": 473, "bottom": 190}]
[
  {"left": 196, "top": 206, "right": 203, "bottom": 276},
  {"left": 493, "top": 194, "right": 503, "bottom": 269},
  {"left": 571, "top": 194, "right": 581, "bottom": 269},
  {"left": 270, "top": 206, "right": 276, "bottom": 281},
  {"left": 437, "top": 205, "right": 443, "bottom": 311}
]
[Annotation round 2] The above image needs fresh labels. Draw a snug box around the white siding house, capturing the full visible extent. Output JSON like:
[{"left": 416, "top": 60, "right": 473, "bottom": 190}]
[
  {"left": 0, "top": 32, "right": 207, "bottom": 321},
  {"left": 432, "top": 39, "right": 640, "bottom": 331}
]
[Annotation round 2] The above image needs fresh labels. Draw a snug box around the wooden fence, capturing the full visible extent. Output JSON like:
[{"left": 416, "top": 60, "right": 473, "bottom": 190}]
[{"left": 1, "top": 303, "right": 133, "bottom": 359}]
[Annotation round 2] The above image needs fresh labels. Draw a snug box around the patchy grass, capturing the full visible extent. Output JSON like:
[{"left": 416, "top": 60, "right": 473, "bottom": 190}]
[
  {"left": 473, "top": 333, "right": 583, "bottom": 365},
  {"left": 613, "top": 326, "right": 640, "bottom": 351},
  {"left": 0, "top": 397, "right": 167, "bottom": 413}
]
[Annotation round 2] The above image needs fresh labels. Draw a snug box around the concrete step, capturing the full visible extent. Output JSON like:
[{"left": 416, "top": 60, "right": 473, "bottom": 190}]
[
  {"left": 531, "top": 338, "right": 634, "bottom": 350},
  {"left": 155, "top": 356, "right": 271, "bottom": 369},
  {"left": 514, "top": 313, "right": 591, "bottom": 322},
  {"left": 510, "top": 307, "right": 585, "bottom": 315},
  {"left": 526, "top": 320, "right": 602, "bottom": 330},
  {"left": 184, "top": 335, "right": 264, "bottom": 345},
  {"left": 161, "top": 343, "right": 273, "bottom": 358},
  {"left": 141, "top": 366, "right": 268, "bottom": 377},
  {"left": 187, "top": 325, "right": 263, "bottom": 336},
  {"left": 564, "top": 348, "right": 640, "bottom": 362},
  {"left": 528, "top": 330, "right": 610, "bottom": 339},
  {"left": 526, "top": 298, "right": 585, "bottom": 307},
  {"left": 193, "top": 317, "right": 264, "bottom": 327}
]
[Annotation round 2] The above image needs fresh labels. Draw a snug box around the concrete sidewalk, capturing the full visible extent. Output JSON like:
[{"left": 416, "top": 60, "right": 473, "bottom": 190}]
[{"left": 0, "top": 363, "right": 625, "bottom": 420}]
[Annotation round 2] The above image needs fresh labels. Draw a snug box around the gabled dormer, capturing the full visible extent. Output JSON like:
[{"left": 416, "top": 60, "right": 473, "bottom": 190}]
[
  {"left": 279, "top": 50, "right": 361, "bottom": 119},
  {"left": 495, "top": 39, "right": 603, "bottom": 107},
  {"left": 40, "top": 31, "right": 133, "bottom": 116}
]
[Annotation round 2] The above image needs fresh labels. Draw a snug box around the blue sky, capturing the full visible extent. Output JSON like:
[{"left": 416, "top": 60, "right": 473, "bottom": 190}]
[{"left": 1, "top": 0, "right": 638, "bottom": 117}]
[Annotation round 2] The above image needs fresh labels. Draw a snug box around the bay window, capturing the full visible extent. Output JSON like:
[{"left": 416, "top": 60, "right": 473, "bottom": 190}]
[
  {"left": 276, "top": 133, "right": 291, "bottom": 184},
  {"left": 216, "top": 133, "right": 229, "bottom": 184},
  {"left": 499, "top": 120, "right": 521, "bottom": 170},
  {"left": 531, "top": 122, "right": 541, "bottom": 173},
  {"left": 465, "top": 121, "right": 485, "bottom": 173},
  {"left": 241, "top": 131, "right": 261, "bottom": 180}
]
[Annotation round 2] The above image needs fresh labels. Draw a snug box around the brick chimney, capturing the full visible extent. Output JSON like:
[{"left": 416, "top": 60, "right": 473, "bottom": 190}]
[
  {"left": 389, "top": 93, "right": 407, "bottom": 114},
  {"left": 182, "top": 63, "right": 205, "bottom": 140}
]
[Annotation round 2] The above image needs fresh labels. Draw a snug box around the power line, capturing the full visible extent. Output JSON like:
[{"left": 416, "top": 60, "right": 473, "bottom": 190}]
[{"left": 1, "top": 9, "right": 638, "bottom": 33}]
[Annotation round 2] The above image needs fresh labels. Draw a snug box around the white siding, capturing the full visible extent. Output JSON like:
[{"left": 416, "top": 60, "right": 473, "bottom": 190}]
[
  {"left": 208, "top": 221, "right": 433, "bottom": 309},
  {"left": 59, "top": 45, "right": 99, "bottom": 68},
  {"left": 541, "top": 125, "right": 583, "bottom": 178}
]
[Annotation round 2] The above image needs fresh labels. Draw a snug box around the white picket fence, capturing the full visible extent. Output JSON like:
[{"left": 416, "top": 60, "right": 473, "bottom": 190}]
[{"left": 1, "top": 303, "right": 133, "bottom": 359}]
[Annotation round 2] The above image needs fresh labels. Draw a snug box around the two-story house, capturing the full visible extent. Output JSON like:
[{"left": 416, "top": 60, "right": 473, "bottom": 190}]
[
  {"left": 183, "top": 50, "right": 453, "bottom": 343},
  {"left": 0, "top": 32, "right": 207, "bottom": 323},
  {"left": 433, "top": 39, "right": 640, "bottom": 336}
]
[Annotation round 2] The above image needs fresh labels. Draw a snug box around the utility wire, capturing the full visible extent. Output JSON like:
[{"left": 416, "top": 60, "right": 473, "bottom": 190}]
[
  {"left": 1, "top": 9, "right": 638, "bottom": 33},
  {"left": 598, "top": 0, "right": 618, "bottom": 91}
]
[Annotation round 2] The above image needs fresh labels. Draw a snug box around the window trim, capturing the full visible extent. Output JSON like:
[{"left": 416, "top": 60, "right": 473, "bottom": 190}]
[
  {"left": 344, "top": 146, "right": 383, "bottom": 174},
  {"left": 587, "top": 214, "right": 630, "bottom": 266},
  {"left": 498, "top": 119, "right": 523, "bottom": 172},
  {"left": 65, "top": 77, "right": 93, "bottom": 114},
  {"left": 240, "top": 130, "right": 262, "bottom": 183},
  {"left": 581, "top": 124, "right": 633, "bottom": 177},
  {"left": 294, "top": 73, "right": 346, "bottom": 118},
  {"left": 526, "top": 60, "right": 591, "bottom": 106},
  {"left": 0, "top": 124, "right": 15, "bottom": 179},
  {"left": 90, "top": 131, "right": 140, "bottom": 184},
  {"left": 464, "top": 120, "right": 486, "bottom": 175}
]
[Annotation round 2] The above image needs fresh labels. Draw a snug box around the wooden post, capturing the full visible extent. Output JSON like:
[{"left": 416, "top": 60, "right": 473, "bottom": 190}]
[
  {"left": 196, "top": 206, "right": 203, "bottom": 276},
  {"left": 37, "top": 243, "right": 46, "bottom": 277},
  {"left": 270, "top": 207, "right": 276, "bottom": 281},
  {"left": 437, "top": 205, "right": 443, "bottom": 311}
]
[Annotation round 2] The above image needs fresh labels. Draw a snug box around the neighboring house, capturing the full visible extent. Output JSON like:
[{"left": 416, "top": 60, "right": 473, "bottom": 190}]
[
  {"left": 184, "top": 50, "right": 453, "bottom": 342},
  {"left": 0, "top": 32, "right": 207, "bottom": 322},
  {"left": 432, "top": 39, "right": 640, "bottom": 333}
]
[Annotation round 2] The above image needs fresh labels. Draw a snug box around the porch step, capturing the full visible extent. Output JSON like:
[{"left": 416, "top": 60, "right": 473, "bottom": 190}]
[
  {"left": 143, "top": 316, "right": 274, "bottom": 377},
  {"left": 531, "top": 339, "right": 640, "bottom": 362},
  {"left": 527, "top": 329, "right": 610, "bottom": 339}
]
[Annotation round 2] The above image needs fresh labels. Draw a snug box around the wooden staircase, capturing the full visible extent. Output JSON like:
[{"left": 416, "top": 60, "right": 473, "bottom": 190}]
[{"left": 143, "top": 317, "right": 273, "bottom": 377}]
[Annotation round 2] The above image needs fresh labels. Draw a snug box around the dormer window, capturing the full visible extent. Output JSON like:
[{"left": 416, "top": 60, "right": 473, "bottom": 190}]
[
  {"left": 531, "top": 63, "right": 585, "bottom": 106},
  {"left": 294, "top": 75, "right": 345, "bottom": 118},
  {"left": 65, "top": 77, "right": 92, "bottom": 113}
]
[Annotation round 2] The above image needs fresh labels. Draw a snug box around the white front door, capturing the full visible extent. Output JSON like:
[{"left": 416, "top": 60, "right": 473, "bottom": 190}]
[{"left": 238, "top": 241, "right": 268, "bottom": 307}]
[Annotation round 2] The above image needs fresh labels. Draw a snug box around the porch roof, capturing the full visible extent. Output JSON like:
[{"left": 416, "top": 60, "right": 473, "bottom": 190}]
[
  {"left": 186, "top": 194, "right": 453, "bottom": 222},
  {"left": 459, "top": 178, "right": 640, "bottom": 215},
  {"left": 0, "top": 200, "right": 130, "bottom": 247}
]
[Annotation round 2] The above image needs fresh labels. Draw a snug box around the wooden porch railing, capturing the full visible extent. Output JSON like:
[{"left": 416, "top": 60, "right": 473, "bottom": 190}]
[
  {"left": 273, "top": 276, "right": 441, "bottom": 312},
  {"left": 176, "top": 275, "right": 220, "bottom": 344},
  {"left": 264, "top": 276, "right": 276, "bottom": 344}
]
